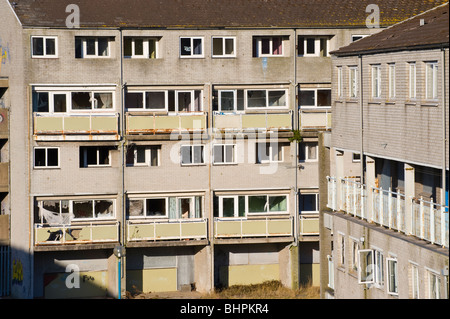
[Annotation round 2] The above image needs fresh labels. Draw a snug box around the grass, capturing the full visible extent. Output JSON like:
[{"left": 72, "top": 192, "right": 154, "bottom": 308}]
[{"left": 203, "top": 280, "right": 320, "bottom": 299}]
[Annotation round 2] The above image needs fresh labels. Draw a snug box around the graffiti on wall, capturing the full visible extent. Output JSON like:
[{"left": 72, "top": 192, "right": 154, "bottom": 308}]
[
  {"left": 0, "top": 36, "right": 11, "bottom": 73},
  {"left": 12, "top": 259, "right": 23, "bottom": 285}
]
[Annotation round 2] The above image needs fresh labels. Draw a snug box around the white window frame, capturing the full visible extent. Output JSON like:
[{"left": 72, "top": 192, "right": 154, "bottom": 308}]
[
  {"left": 337, "top": 67, "right": 343, "bottom": 99},
  {"left": 409, "top": 62, "right": 417, "bottom": 99},
  {"left": 409, "top": 262, "right": 419, "bottom": 299},
  {"left": 298, "top": 88, "right": 332, "bottom": 108},
  {"left": 180, "top": 37, "right": 204, "bottom": 58},
  {"left": 299, "top": 142, "right": 318, "bottom": 162},
  {"left": 33, "top": 147, "right": 60, "bottom": 169},
  {"left": 213, "top": 144, "right": 236, "bottom": 165},
  {"left": 388, "top": 63, "right": 396, "bottom": 99},
  {"left": 373, "top": 249, "right": 385, "bottom": 287},
  {"left": 176, "top": 90, "right": 203, "bottom": 112},
  {"left": 387, "top": 257, "right": 399, "bottom": 295},
  {"left": 349, "top": 66, "right": 358, "bottom": 98},
  {"left": 425, "top": 61, "right": 439, "bottom": 100},
  {"left": 351, "top": 35, "right": 369, "bottom": 42},
  {"left": 256, "top": 142, "right": 284, "bottom": 164},
  {"left": 352, "top": 152, "right": 361, "bottom": 162},
  {"left": 78, "top": 37, "right": 110, "bottom": 58},
  {"left": 218, "top": 196, "right": 241, "bottom": 218},
  {"left": 124, "top": 37, "right": 158, "bottom": 59},
  {"left": 255, "top": 36, "right": 284, "bottom": 57},
  {"left": 128, "top": 197, "right": 169, "bottom": 219},
  {"left": 245, "top": 89, "right": 288, "bottom": 109},
  {"left": 299, "top": 192, "right": 319, "bottom": 214},
  {"left": 125, "top": 90, "right": 168, "bottom": 112},
  {"left": 217, "top": 90, "right": 243, "bottom": 113},
  {"left": 338, "top": 232, "right": 345, "bottom": 267},
  {"left": 70, "top": 91, "right": 115, "bottom": 112},
  {"left": 127, "top": 145, "right": 160, "bottom": 167},
  {"left": 371, "top": 64, "right": 382, "bottom": 99},
  {"left": 180, "top": 144, "right": 205, "bottom": 166},
  {"left": 350, "top": 238, "right": 359, "bottom": 271},
  {"left": 358, "top": 249, "right": 375, "bottom": 284},
  {"left": 427, "top": 268, "right": 441, "bottom": 299},
  {"left": 81, "top": 146, "right": 111, "bottom": 168},
  {"left": 212, "top": 36, "right": 236, "bottom": 58},
  {"left": 298, "top": 36, "right": 329, "bottom": 57},
  {"left": 219, "top": 194, "right": 289, "bottom": 217},
  {"left": 327, "top": 255, "right": 335, "bottom": 289},
  {"left": 31, "top": 36, "right": 58, "bottom": 58}
]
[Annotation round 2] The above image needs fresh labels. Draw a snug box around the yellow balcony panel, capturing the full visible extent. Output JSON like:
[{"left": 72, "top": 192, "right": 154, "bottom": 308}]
[
  {"left": 64, "top": 116, "right": 91, "bottom": 132},
  {"left": 128, "top": 115, "right": 153, "bottom": 133},
  {"left": 154, "top": 116, "right": 179, "bottom": 131},
  {"left": 154, "top": 223, "right": 180, "bottom": 239},
  {"left": 127, "top": 114, "right": 207, "bottom": 134},
  {"left": 299, "top": 109, "right": 331, "bottom": 130},
  {"left": 300, "top": 216, "right": 319, "bottom": 235},
  {"left": 0, "top": 109, "right": 9, "bottom": 136},
  {"left": 35, "top": 116, "right": 64, "bottom": 133},
  {"left": 34, "top": 114, "right": 119, "bottom": 135},
  {"left": 267, "top": 219, "right": 292, "bottom": 235},
  {"left": 215, "top": 217, "right": 293, "bottom": 238},
  {"left": 215, "top": 220, "right": 242, "bottom": 237},
  {"left": 214, "top": 115, "right": 240, "bottom": 130},
  {"left": 128, "top": 224, "right": 155, "bottom": 241},
  {"left": 91, "top": 116, "right": 118, "bottom": 133},
  {"left": 267, "top": 114, "right": 292, "bottom": 130},
  {"left": 181, "top": 221, "right": 207, "bottom": 238},
  {"left": 242, "top": 114, "right": 266, "bottom": 129},
  {"left": 0, "top": 162, "right": 9, "bottom": 192},
  {"left": 180, "top": 115, "right": 206, "bottom": 130},
  {"left": 242, "top": 220, "right": 266, "bottom": 235},
  {"left": 127, "top": 220, "right": 207, "bottom": 242}
]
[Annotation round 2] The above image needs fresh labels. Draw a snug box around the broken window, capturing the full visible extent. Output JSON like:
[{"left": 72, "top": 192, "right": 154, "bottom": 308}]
[
  {"left": 33, "top": 92, "right": 49, "bottom": 112},
  {"left": 253, "top": 36, "right": 284, "bottom": 57},
  {"left": 71, "top": 91, "right": 113, "bottom": 110},
  {"left": 180, "top": 37, "right": 203, "bottom": 57},
  {"left": 126, "top": 145, "right": 160, "bottom": 167},
  {"left": 124, "top": 37, "right": 158, "bottom": 59},
  {"left": 72, "top": 199, "right": 114, "bottom": 220},
  {"left": 31, "top": 36, "right": 57, "bottom": 58},
  {"left": 35, "top": 200, "right": 70, "bottom": 224},
  {"left": 358, "top": 249, "right": 375, "bottom": 284},
  {"left": 212, "top": 37, "right": 235, "bottom": 57},
  {"left": 180, "top": 145, "right": 204, "bottom": 165},
  {"left": 213, "top": 144, "right": 235, "bottom": 164},
  {"left": 80, "top": 146, "right": 111, "bottom": 167},
  {"left": 146, "top": 198, "right": 167, "bottom": 217},
  {"left": 75, "top": 37, "right": 110, "bottom": 58},
  {"left": 34, "top": 147, "right": 59, "bottom": 168}
]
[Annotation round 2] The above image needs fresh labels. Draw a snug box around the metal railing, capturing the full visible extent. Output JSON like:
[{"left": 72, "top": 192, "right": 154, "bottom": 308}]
[
  {"left": 214, "top": 216, "right": 293, "bottom": 239},
  {"left": 126, "top": 112, "right": 207, "bottom": 134},
  {"left": 213, "top": 110, "right": 292, "bottom": 132},
  {"left": 299, "top": 214, "right": 320, "bottom": 235},
  {"left": 327, "top": 176, "right": 449, "bottom": 248},
  {"left": 299, "top": 108, "right": 332, "bottom": 131}
]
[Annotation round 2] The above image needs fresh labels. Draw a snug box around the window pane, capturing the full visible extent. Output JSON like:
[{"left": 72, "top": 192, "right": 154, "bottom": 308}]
[
  {"left": 268, "top": 90, "right": 286, "bottom": 107},
  {"left": 34, "top": 148, "right": 46, "bottom": 167},
  {"left": 98, "top": 38, "right": 108, "bottom": 56},
  {"left": 248, "top": 196, "right": 267, "bottom": 213},
  {"left": 306, "top": 38, "right": 315, "bottom": 54},
  {"left": 178, "top": 92, "right": 191, "bottom": 112},
  {"left": 32, "top": 37, "right": 44, "bottom": 56},
  {"left": 247, "top": 90, "right": 266, "bottom": 108},
  {"left": 135, "top": 146, "right": 146, "bottom": 164},
  {"left": 98, "top": 148, "right": 110, "bottom": 165},
  {"left": 317, "top": 89, "right": 331, "bottom": 107},
  {"left": 320, "top": 38, "right": 327, "bottom": 57},
  {"left": 179, "top": 198, "right": 192, "bottom": 218},
  {"left": 86, "top": 38, "right": 96, "bottom": 55},
  {"left": 257, "top": 143, "right": 270, "bottom": 163},
  {"left": 222, "top": 197, "right": 235, "bottom": 217},
  {"left": 34, "top": 92, "right": 49, "bottom": 112},
  {"left": 45, "top": 38, "right": 56, "bottom": 55},
  {"left": 40, "top": 200, "right": 60, "bottom": 224},
  {"left": 150, "top": 147, "right": 159, "bottom": 166},
  {"left": 47, "top": 148, "right": 59, "bottom": 167},
  {"left": 237, "top": 90, "right": 244, "bottom": 111},
  {"left": 95, "top": 200, "right": 114, "bottom": 218},
  {"left": 73, "top": 200, "right": 93, "bottom": 219},
  {"left": 71, "top": 92, "right": 91, "bottom": 109},
  {"left": 269, "top": 196, "right": 287, "bottom": 212},
  {"left": 225, "top": 38, "right": 234, "bottom": 55},
  {"left": 238, "top": 196, "right": 246, "bottom": 217},
  {"left": 193, "top": 91, "right": 202, "bottom": 112},
  {"left": 308, "top": 143, "right": 317, "bottom": 160},
  {"left": 213, "top": 38, "right": 223, "bottom": 56},
  {"left": 149, "top": 39, "right": 156, "bottom": 59},
  {"left": 75, "top": 38, "right": 83, "bottom": 58},
  {"left": 53, "top": 94, "right": 67, "bottom": 112},
  {"left": 94, "top": 93, "right": 113, "bottom": 109},
  {"left": 180, "top": 38, "right": 191, "bottom": 56},
  {"left": 272, "top": 37, "right": 282, "bottom": 55},
  {"left": 146, "top": 198, "right": 166, "bottom": 217},
  {"left": 134, "top": 38, "right": 144, "bottom": 55},
  {"left": 193, "top": 38, "right": 202, "bottom": 55},
  {"left": 86, "top": 147, "right": 98, "bottom": 166},
  {"left": 261, "top": 38, "right": 270, "bottom": 55},
  {"left": 300, "top": 194, "right": 316, "bottom": 212},
  {"left": 193, "top": 145, "right": 203, "bottom": 164},
  {"left": 298, "top": 37, "right": 305, "bottom": 55},
  {"left": 124, "top": 38, "right": 132, "bottom": 57},
  {"left": 213, "top": 145, "right": 224, "bottom": 163},
  {"left": 299, "top": 90, "right": 315, "bottom": 107},
  {"left": 225, "top": 145, "right": 234, "bottom": 163},
  {"left": 146, "top": 91, "right": 165, "bottom": 109},
  {"left": 271, "top": 144, "right": 282, "bottom": 162},
  {"left": 129, "top": 199, "right": 144, "bottom": 217},
  {"left": 181, "top": 146, "right": 191, "bottom": 164},
  {"left": 359, "top": 250, "right": 374, "bottom": 283},
  {"left": 126, "top": 92, "right": 143, "bottom": 109},
  {"left": 220, "top": 91, "right": 235, "bottom": 111}
]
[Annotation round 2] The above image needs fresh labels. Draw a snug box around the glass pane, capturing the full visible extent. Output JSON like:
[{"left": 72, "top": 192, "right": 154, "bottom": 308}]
[
  {"left": 34, "top": 148, "right": 46, "bottom": 167},
  {"left": 237, "top": 90, "right": 244, "bottom": 111},
  {"left": 47, "top": 148, "right": 59, "bottom": 167},
  {"left": 32, "top": 37, "right": 44, "bottom": 56},
  {"left": 222, "top": 197, "right": 235, "bottom": 217},
  {"left": 75, "top": 38, "right": 82, "bottom": 58},
  {"left": 261, "top": 38, "right": 270, "bottom": 55},
  {"left": 150, "top": 147, "right": 159, "bottom": 166},
  {"left": 225, "top": 38, "right": 234, "bottom": 55},
  {"left": 220, "top": 91, "right": 235, "bottom": 111},
  {"left": 299, "top": 90, "right": 315, "bottom": 107},
  {"left": 193, "top": 91, "right": 202, "bottom": 111},
  {"left": 307, "top": 143, "right": 317, "bottom": 160},
  {"left": 40, "top": 200, "right": 60, "bottom": 223},
  {"left": 225, "top": 145, "right": 234, "bottom": 163},
  {"left": 359, "top": 250, "right": 374, "bottom": 283},
  {"left": 180, "top": 38, "right": 191, "bottom": 56},
  {"left": 268, "top": 90, "right": 286, "bottom": 107},
  {"left": 146, "top": 91, "right": 165, "bottom": 109},
  {"left": 248, "top": 196, "right": 267, "bottom": 213},
  {"left": 257, "top": 143, "right": 270, "bottom": 163},
  {"left": 146, "top": 198, "right": 166, "bottom": 217},
  {"left": 181, "top": 146, "right": 191, "bottom": 164},
  {"left": 73, "top": 200, "right": 93, "bottom": 219},
  {"left": 306, "top": 38, "right": 315, "bottom": 54},
  {"left": 193, "top": 38, "right": 202, "bottom": 55},
  {"left": 95, "top": 200, "right": 114, "bottom": 218},
  {"left": 98, "top": 38, "right": 108, "bottom": 56},
  {"left": 238, "top": 196, "right": 246, "bottom": 217},
  {"left": 86, "top": 38, "right": 96, "bottom": 55},
  {"left": 247, "top": 90, "right": 266, "bottom": 108},
  {"left": 45, "top": 38, "right": 56, "bottom": 55},
  {"left": 125, "top": 92, "right": 143, "bottom": 109},
  {"left": 53, "top": 94, "right": 67, "bottom": 112},
  {"left": 213, "top": 38, "right": 223, "bottom": 56},
  {"left": 34, "top": 92, "right": 49, "bottom": 112},
  {"left": 124, "top": 38, "right": 132, "bottom": 57},
  {"left": 271, "top": 144, "right": 282, "bottom": 162},
  {"left": 86, "top": 148, "right": 97, "bottom": 166},
  {"left": 98, "top": 148, "right": 110, "bottom": 165},
  {"left": 179, "top": 198, "right": 192, "bottom": 218},
  {"left": 134, "top": 38, "right": 143, "bottom": 55},
  {"left": 269, "top": 196, "right": 287, "bottom": 212},
  {"left": 272, "top": 37, "right": 282, "bottom": 55},
  {"left": 317, "top": 89, "right": 331, "bottom": 107},
  {"left": 94, "top": 93, "right": 113, "bottom": 109},
  {"left": 71, "top": 92, "right": 91, "bottom": 109},
  {"left": 149, "top": 39, "right": 156, "bottom": 59},
  {"left": 135, "top": 146, "right": 146, "bottom": 164},
  {"left": 193, "top": 145, "right": 203, "bottom": 164},
  {"left": 213, "top": 145, "right": 224, "bottom": 163},
  {"left": 129, "top": 199, "right": 144, "bottom": 217},
  {"left": 297, "top": 37, "right": 305, "bottom": 55},
  {"left": 178, "top": 92, "right": 191, "bottom": 112},
  {"left": 300, "top": 194, "right": 316, "bottom": 212}
]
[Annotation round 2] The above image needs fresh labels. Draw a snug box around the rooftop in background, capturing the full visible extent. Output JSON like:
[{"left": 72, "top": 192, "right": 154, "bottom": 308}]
[
  {"left": 331, "top": 2, "right": 449, "bottom": 56},
  {"left": 7, "top": 0, "right": 449, "bottom": 29}
]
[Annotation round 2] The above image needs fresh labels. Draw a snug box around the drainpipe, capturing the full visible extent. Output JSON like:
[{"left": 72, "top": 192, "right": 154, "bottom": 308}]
[
  {"left": 119, "top": 27, "right": 125, "bottom": 299},
  {"left": 441, "top": 47, "right": 447, "bottom": 209},
  {"left": 294, "top": 28, "right": 299, "bottom": 248},
  {"left": 359, "top": 54, "right": 364, "bottom": 185}
]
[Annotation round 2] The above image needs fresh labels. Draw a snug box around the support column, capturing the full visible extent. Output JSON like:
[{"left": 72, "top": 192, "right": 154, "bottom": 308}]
[
  {"left": 335, "top": 149, "right": 344, "bottom": 210},
  {"left": 404, "top": 163, "right": 415, "bottom": 235},
  {"left": 366, "top": 156, "right": 376, "bottom": 221}
]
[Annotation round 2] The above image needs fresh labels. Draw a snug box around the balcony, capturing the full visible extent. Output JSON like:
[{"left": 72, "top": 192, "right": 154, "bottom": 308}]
[
  {"left": 126, "top": 112, "right": 207, "bottom": 135},
  {"left": 126, "top": 219, "right": 208, "bottom": 242},
  {"left": 214, "top": 217, "right": 293, "bottom": 239},
  {"left": 33, "top": 113, "right": 120, "bottom": 141},
  {"left": 34, "top": 221, "right": 120, "bottom": 246},
  {"left": 299, "top": 109, "right": 331, "bottom": 131},
  {"left": 0, "top": 109, "right": 9, "bottom": 138},
  {"left": 0, "top": 162, "right": 8, "bottom": 192},
  {"left": 327, "top": 176, "right": 449, "bottom": 248},
  {"left": 213, "top": 111, "right": 292, "bottom": 133},
  {"left": 0, "top": 214, "right": 9, "bottom": 244},
  {"left": 299, "top": 214, "right": 319, "bottom": 236}
]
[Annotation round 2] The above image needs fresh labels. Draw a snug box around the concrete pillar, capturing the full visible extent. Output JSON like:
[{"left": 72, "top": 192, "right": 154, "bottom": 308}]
[
  {"left": 335, "top": 149, "right": 344, "bottom": 210},
  {"left": 404, "top": 163, "right": 415, "bottom": 234},
  {"left": 366, "top": 156, "right": 376, "bottom": 221},
  {"left": 194, "top": 245, "right": 213, "bottom": 293}
]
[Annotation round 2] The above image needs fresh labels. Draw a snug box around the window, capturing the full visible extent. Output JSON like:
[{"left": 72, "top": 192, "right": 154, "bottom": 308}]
[
  {"left": 408, "top": 62, "right": 417, "bottom": 99},
  {"left": 337, "top": 67, "right": 343, "bottom": 98},
  {"left": 31, "top": 36, "right": 57, "bottom": 58},
  {"left": 215, "top": 90, "right": 244, "bottom": 112},
  {"left": 298, "top": 36, "right": 329, "bottom": 57},
  {"left": 72, "top": 199, "right": 114, "bottom": 219},
  {"left": 374, "top": 250, "right": 385, "bottom": 287},
  {"left": 387, "top": 258, "right": 398, "bottom": 295},
  {"left": 80, "top": 146, "right": 111, "bottom": 167},
  {"left": 218, "top": 194, "right": 288, "bottom": 217},
  {"left": 180, "top": 37, "right": 203, "bottom": 57},
  {"left": 75, "top": 37, "right": 110, "bottom": 58},
  {"left": 213, "top": 144, "right": 236, "bottom": 164},
  {"left": 213, "top": 88, "right": 287, "bottom": 111},
  {"left": 349, "top": 66, "right": 358, "bottom": 98},
  {"left": 425, "top": 61, "right": 438, "bottom": 100},
  {"left": 180, "top": 145, "right": 204, "bottom": 165},
  {"left": 34, "top": 147, "right": 59, "bottom": 168},
  {"left": 128, "top": 198, "right": 167, "bottom": 218},
  {"left": 327, "top": 255, "right": 335, "bottom": 290},
  {"left": 128, "top": 196, "right": 203, "bottom": 219},
  {"left": 247, "top": 89, "right": 287, "bottom": 108},
  {"left": 124, "top": 37, "right": 158, "bottom": 59},
  {"left": 428, "top": 270, "right": 441, "bottom": 299},
  {"left": 351, "top": 239, "right": 359, "bottom": 271},
  {"left": 299, "top": 142, "right": 317, "bottom": 162},
  {"left": 212, "top": 37, "right": 235, "bottom": 57},
  {"left": 371, "top": 65, "right": 381, "bottom": 98},
  {"left": 126, "top": 145, "right": 160, "bottom": 167},
  {"left": 125, "top": 91, "right": 167, "bottom": 111},
  {"left": 219, "top": 196, "right": 246, "bottom": 218},
  {"left": 299, "top": 193, "right": 319, "bottom": 214},
  {"left": 351, "top": 35, "right": 368, "bottom": 42},
  {"left": 299, "top": 89, "right": 331, "bottom": 108},
  {"left": 253, "top": 36, "right": 284, "bottom": 57},
  {"left": 352, "top": 152, "right": 361, "bottom": 162},
  {"left": 126, "top": 89, "right": 202, "bottom": 113},
  {"left": 72, "top": 91, "right": 113, "bottom": 110},
  {"left": 388, "top": 63, "right": 396, "bottom": 99},
  {"left": 358, "top": 249, "right": 374, "bottom": 284},
  {"left": 256, "top": 142, "right": 284, "bottom": 163},
  {"left": 338, "top": 233, "right": 345, "bottom": 267},
  {"left": 410, "top": 263, "right": 419, "bottom": 299},
  {"left": 33, "top": 92, "right": 68, "bottom": 113}
]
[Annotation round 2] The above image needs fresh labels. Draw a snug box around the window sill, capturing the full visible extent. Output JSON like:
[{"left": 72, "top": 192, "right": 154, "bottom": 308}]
[
  {"left": 421, "top": 102, "right": 439, "bottom": 107},
  {"left": 405, "top": 101, "right": 417, "bottom": 106},
  {"left": 368, "top": 100, "right": 382, "bottom": 105},
  {"left": 213, "top": 162, "right": 238, "bottom": 166},
  {"left": 385, "top": 101, "right": 396, "bottom": 105}
]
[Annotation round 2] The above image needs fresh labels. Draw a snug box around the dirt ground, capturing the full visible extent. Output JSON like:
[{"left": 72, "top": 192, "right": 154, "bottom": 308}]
[{"left": 127, "top": 290, "right": 204, "bottom": 299}]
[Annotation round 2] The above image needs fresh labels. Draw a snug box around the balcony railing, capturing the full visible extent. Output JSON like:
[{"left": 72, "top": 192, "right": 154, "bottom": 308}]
[
  {"left": 126, "top": 112, "right": 207, "bottom": 134},
  {"left": 214, "top": 217, "right": 293, "bottom": 239},
  {"left": 126, "top": 219, "right": 208, "bottom": 242},
  {"left": 213, "top": 111, "right": 292, "bottom": 132},
  {"left": 34, "top": 221, "right": 120, "bottom": 246},
  {"left": 33, "top": 113, "right": 119, "bottom": 139},
  {"left": 299, "top": 109, "right": 331, "bottom": 131},
  {"left": 327, "top": 176, "right": 449, "bottom": 248},
  {"left": 299, "top": 214, "right": 319, "bottom": 235}
]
